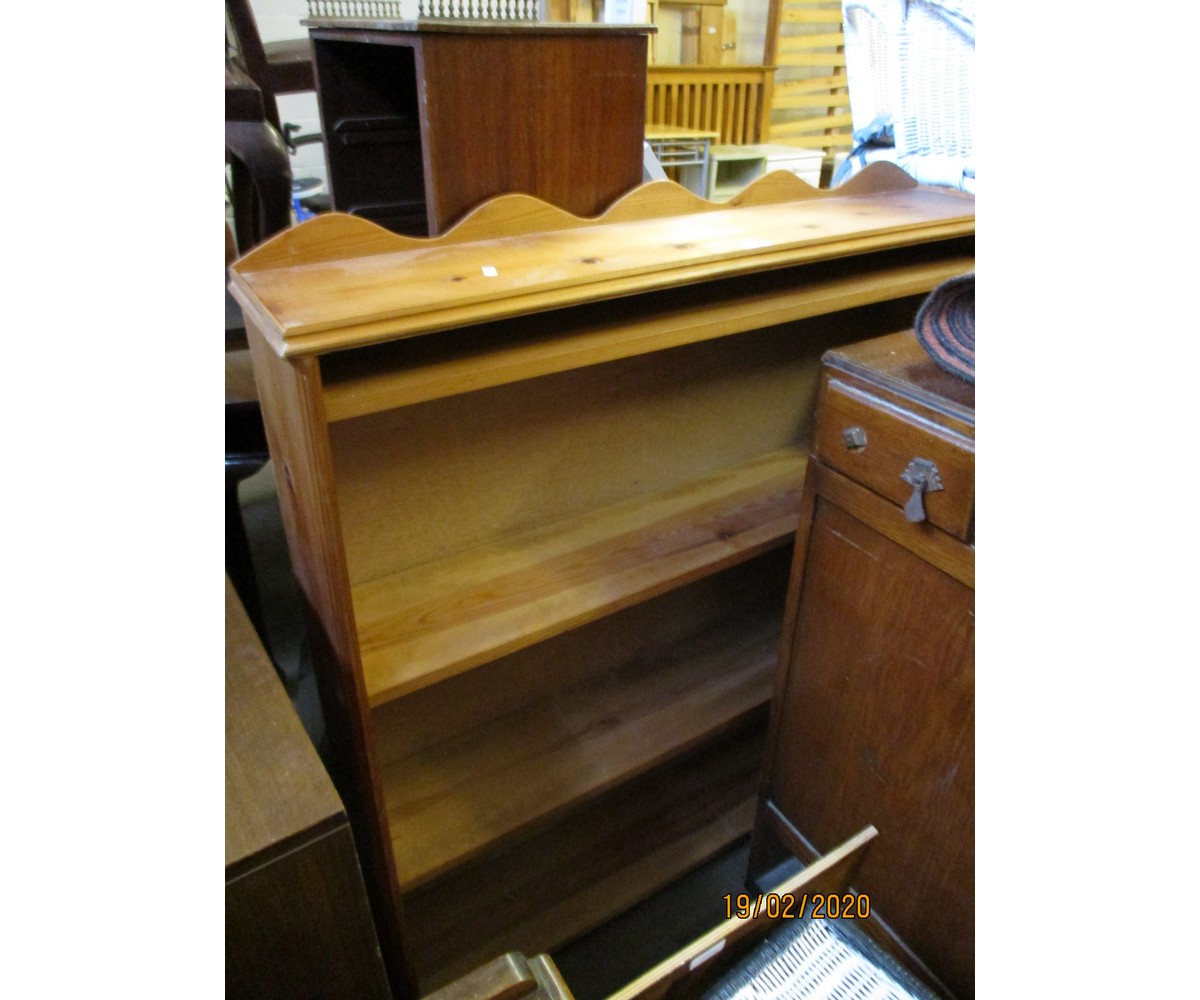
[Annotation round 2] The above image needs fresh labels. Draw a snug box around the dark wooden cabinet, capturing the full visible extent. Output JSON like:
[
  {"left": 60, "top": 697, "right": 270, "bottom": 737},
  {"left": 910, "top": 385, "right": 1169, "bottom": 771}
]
[
  {"left": 750, "top": 330, "right": 975, "bottom": 999},
  {"left": 306, "top": 19, "right": 654, "bottom": 236},
  {"left": 225, "top": 579, "right": 396, "bottom": 1000}
]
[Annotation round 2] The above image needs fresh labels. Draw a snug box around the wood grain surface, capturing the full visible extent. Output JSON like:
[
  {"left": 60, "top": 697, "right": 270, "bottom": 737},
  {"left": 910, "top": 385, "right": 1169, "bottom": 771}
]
[
  {"left": 233, "top": 176, "right": 975, "bottom": 992},
  {"left": 318, "top": 252, "right": 972, "bottom": 421},
  {"left": 241, "top": 190, "right": 970, "bottom": 336},
  {"left": 244, "top": 318, "right": 419, "bottom": 998},
  {"left": 353, "top": 449, "right": 805, "bottom": 704},
  {"left": 753, "top": 329, "right": 976, "bottom": 998},
  {"left": 369, "top": 552, "right": 791, "bottom": 766},
  {"left": 814, "top": 378, "right": 974, "bottom": 540},
  {"left": 403, "top": 727, "right": 767, "bottom": 990},
  {"left": 227, "top": 824, "right": 393, "bottom": 1000},
  {"left": 769, "top": 500, "right": 974, "bottom": 998},
  {"left": 229, "top": 171, "right": 974, "bottom": 357},
  {"left": 607, "top": 826, "right": 879, "bottom": 1000},
  {"left": 381, "top": 613, "right": 778, "bottom": 888},
  {"left": 230, "top": 162, "right": 920, "bottom": 272},
  {"left": 225, "top": 577, "right": 342, "bottom": 872},
  {"left": 225, "top": 578, "right": 392, "bottom": 1000}
]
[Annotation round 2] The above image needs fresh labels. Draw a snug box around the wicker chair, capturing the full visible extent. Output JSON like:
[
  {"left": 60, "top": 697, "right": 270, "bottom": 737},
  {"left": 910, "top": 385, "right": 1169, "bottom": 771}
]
[{"left": 835, "top": 0, "right": 975, "bottom": 191}]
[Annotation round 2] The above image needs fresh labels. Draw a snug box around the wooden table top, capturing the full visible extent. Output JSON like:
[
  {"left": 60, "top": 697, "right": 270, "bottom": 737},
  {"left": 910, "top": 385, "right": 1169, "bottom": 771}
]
[{"left": 824, "top": 327, "right": 974, "bottom": 424}]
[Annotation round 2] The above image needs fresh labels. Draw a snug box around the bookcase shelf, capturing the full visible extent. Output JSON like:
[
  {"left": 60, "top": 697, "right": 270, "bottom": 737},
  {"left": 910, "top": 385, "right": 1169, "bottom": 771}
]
[
  {"left": 380, "top": 608, "right": 779, "bottom": 888},
  {"left": 355, "top": 449, "right": 805, "bottom": 705},
  {"left": 318, "top": 247, "right": 975, "bottom": 420},
  {"left": 403, "top": 723, "right": 766, "bottom": 989}
]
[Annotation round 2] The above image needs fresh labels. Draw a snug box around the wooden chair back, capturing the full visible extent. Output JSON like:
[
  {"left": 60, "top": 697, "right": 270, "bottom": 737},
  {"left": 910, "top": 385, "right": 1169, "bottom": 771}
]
[
  {"left": 225, "top": 0, "right": 316, "bottom": 130},
  {"left": 646, "top": 66, "right": 774, "bottom": 145}
]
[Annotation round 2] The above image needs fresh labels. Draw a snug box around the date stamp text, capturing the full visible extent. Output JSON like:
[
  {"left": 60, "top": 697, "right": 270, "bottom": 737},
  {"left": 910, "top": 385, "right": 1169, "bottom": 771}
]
[{"left": 722, "top": 891, "right": 871, "bottom": 920}]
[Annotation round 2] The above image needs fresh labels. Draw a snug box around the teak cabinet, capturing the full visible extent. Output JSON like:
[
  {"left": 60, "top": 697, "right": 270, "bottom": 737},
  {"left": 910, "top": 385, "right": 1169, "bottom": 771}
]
[
  {"left": 305, "top": 19, "right": 654, "bottom": 236},
  {"left": 228, "top": 167, "right": 975, "bottom": 994},
  {"left": 749, "top": 331, "right": 975, "bottom": 998}
]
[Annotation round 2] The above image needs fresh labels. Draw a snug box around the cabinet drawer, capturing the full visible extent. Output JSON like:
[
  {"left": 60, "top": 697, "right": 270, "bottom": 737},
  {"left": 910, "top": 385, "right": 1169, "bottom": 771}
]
[{"left": 813, "top": 376, "right": 974, "bottom": 541}]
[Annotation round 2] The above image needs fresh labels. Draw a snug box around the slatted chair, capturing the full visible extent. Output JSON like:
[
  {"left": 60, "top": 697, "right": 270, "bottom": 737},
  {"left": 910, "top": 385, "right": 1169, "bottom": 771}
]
[
  {"left": 763, "top": 0, "right": 854, "bottom": 177},
  {"left": 646, "top": 65, "right": 775, "bottom": 145}
]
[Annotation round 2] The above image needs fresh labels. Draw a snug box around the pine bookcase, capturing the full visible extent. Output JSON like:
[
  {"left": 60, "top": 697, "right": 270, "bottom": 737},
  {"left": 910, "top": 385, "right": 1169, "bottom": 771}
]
[{"left": 228, "top": 165, "right": 974, "bottom": 995}]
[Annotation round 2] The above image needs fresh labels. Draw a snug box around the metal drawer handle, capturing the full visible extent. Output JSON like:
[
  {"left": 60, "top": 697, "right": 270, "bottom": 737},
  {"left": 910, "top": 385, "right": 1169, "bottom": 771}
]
[
  {"left": 842, "top": 426, "right": 867, "bottom": 451},
  {"left": 900, "top": 458, "right": 943, "bottom": 523}
]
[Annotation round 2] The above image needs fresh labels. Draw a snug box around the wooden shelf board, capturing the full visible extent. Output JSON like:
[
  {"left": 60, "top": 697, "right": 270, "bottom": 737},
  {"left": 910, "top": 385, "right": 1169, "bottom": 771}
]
[
  {"left": 355, "top": 449, "right": 806, "bottom": 705},
  {"left": 380, "top": 612, "right": 779, "bottom": 891},
  {"left": 402, "top": 723, "right": 767, "bottom": 990},
  {"left": 233, "top": 188, "right": 974, "bottom": 356},
  {"left": 321, "top": 252, "right": 973, "bottom": 421}
]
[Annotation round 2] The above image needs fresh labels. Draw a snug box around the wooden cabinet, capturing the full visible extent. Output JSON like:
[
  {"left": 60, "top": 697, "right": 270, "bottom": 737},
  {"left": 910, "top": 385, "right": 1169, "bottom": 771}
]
[
  {"left": 305, "top": 19, "right": 653, "bottom": 236},
  {"left": 227, "top": 166, "right": 974, "bottom": 995},
  {"left": 749, "top": 330, "right": 975, "bottom": 998},
  {"left": 225, "top": 578, "right": 392, "bottom": 1000}
]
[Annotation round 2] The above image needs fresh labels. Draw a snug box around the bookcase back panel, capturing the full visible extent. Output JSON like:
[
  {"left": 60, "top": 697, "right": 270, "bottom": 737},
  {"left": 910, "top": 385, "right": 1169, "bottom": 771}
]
[{"left": 328, "top": 303, "right": 914, "bottom": 587}]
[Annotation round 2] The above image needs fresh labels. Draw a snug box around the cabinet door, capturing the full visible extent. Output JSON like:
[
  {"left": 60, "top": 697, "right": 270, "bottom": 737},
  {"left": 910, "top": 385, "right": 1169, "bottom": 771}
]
[{"left": 769, "top": 497, "right": 974, "bottom": 999}]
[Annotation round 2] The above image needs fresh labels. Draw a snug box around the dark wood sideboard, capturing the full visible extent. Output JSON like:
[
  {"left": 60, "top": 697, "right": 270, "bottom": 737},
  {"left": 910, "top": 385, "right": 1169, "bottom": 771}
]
[
  {"left": 305, "top": 19, "right": 654, "bottom": 236},
  {"left": 749, "top": 329, "right": 975, "bottom": 998},
  {"left": 225, "top": 578, "right": 396, "bottom": 999}
]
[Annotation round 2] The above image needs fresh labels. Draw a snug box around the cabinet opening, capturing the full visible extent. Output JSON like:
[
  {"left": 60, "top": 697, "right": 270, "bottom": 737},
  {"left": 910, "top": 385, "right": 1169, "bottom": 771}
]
[{"left": 312, "top": 39, "right": 427, "bottom": 233}]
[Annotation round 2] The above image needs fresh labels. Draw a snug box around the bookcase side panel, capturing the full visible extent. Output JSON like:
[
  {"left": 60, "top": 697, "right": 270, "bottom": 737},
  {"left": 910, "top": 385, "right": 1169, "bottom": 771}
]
[{"left": 245, "top": 327, "right": 418, "bottom": 997}]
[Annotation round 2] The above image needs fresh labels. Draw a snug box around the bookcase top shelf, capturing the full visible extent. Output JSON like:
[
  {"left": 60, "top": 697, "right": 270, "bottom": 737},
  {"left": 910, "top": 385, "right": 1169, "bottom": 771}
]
[{"left": 228, "top": 167, "right": 975, "bottom": 359}]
